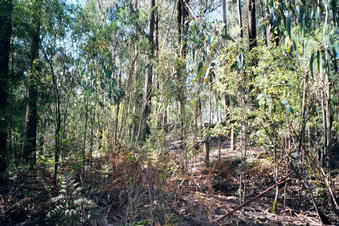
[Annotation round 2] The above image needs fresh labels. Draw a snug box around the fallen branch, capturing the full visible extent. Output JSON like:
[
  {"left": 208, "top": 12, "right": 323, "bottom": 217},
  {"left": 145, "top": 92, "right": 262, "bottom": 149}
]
[{"left": 213, "top": 174, "right": 290, "bottom": 223}]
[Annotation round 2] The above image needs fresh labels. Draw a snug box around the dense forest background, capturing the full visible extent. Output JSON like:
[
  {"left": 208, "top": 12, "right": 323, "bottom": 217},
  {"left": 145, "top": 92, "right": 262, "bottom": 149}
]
[{"left": 0, "top": 0, "right": 338, "bottom": 225}]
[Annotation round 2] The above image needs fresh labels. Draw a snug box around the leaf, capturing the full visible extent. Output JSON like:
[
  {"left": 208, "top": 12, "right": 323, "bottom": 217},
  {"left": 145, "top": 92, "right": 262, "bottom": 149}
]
[
  {"left": 310, "top": 52, "right": 315, "bottom": 77},
  {"left": 287, "top": 11, "right": 292, "bottom": 39},
  {"left": 282, "top": 99, "right": 293, "bottom": 114},
  {"left": 196, "top": 62, "right": 207, "bottom": 81},
  {"left": 203, "top": 66, "right": 213, "bottom": 82},
  {"left": 237, "top": 53, "right": 243, "bottom": 71},
  {"left": 315, "top": 7, "right": 320, "bottom": 24},
  {"left": 106, "top": 69, "right": 112, "bottom": 78},
  {"left": 208, "top": 34, "right": 213, "bottom": 44},
  {"left": 221, "top": 33, "right": 234, "bottom": 42},
  {"left": 296, "top": 5, "right": 300, "bottom": 20},
  {"left": 85, "top": 89, "right": 92, "bottom": 98},
  {"left": 293, "top": 39, "right": 299, "bottom": 62},
  {"left": 269, "top": 7, "right": 275, "bottom": 25},
  {"left": 317, "top": 50, "right": 322, "bottom": 74}
]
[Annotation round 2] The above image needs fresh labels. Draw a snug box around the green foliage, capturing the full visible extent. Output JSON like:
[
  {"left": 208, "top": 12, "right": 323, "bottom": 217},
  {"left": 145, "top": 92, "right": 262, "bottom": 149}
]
[{"left": 47, "top": 173, "right": 95, "bottom": 225}]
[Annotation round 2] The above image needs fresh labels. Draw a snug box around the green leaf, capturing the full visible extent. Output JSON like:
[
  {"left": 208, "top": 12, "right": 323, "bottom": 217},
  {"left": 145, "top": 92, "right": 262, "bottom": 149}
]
[
  {"left": 98, "top": 101, "right": 104, "bottom": 108},
  {"left": 335, "top": 41, "right": 339, "bottom": 59},
  {"left": 310, "top": 52, "right": 315, "bottom": 77},
  {"left": 315, "top": 7, "right": 320, "bottom": 24},
  {"left": 317, "top": 50, "right": 322, "bottom": 74},
  {"left": 100, "top": 82, "right": 105, "bottom": 89},
  {"left": 85, "top": 89, "right": 92, "bottom": 98},
  {"left": 287, "top": 11, "right": 292, "bottom": 39},
  {"left": 106, "top": 69, "right": 112, "bottom": 78},
  {"left": 293, "top": 39, "right": 299, "bottom": 61},
  {"left": 221, "top": 33, "right": 234, "bottom": 42},
  {"left": 196, "top": 62, "right": 207, "bottom": 81}
]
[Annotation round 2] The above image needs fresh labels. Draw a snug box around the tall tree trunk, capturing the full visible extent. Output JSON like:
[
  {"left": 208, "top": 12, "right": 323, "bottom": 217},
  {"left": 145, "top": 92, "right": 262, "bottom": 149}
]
[
  {"left": 222, "top": 0, "right": 226, "bottom": 25},
  {"left": 41, "top": 41, "right": 62, "bottom": 186},
  {"left": 23, "top": 0, "right": 41, "bottom": 169},
  {"left": 114, "top": 101, "right": 120, "bottom": 146},
  {"left": 134, "top": 0, "right": 138, "bottom": 11},
  {"left": 237, "top": 0, "right": 243, "bottom": 38},
  {"left": 82, "top": 98, "right": 89, "bottom": 176},
  {"left": 259, "top": 0, "right": 269, "bottom": 46},
  {"left": 248, "top": 0, "right": 257, "bottom": 49},
  {"left": 53, "top": 100, "right": 61, "bottom": 186},
  {"left": 272, "top": 145, "right": 279, "bottom": 213},
  {"left": 0, "top": 0, "right": 12, "bottom": 183},
  {"left": 137, "top": 0, "right": 156, "bottom": 142},
  {"left": 177, "top": 0, "right": 189, "bottom": 143},
  {"left": 120, "top": 50, "right": 138, "bottom": 142}
]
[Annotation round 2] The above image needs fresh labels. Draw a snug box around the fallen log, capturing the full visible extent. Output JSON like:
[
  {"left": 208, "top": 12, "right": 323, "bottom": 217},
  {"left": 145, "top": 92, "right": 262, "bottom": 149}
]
[{"left": 213, "top": 174, "right": 290, "bottom": 224}]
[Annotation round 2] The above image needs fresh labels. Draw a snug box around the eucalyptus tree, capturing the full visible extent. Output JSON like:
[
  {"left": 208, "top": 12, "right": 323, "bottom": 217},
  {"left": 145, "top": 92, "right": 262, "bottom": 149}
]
[
  {"left": 137, "top": 0, "right": 156, "bottom": 142},
  {"left": 0, "top": 0, "right": 13, "bottom": 183},
  {"left": 176, "top": 0, "right": 190, "bottom": 142},
  {"left": 23, "top": 0, "right": 42, "bottom": 168},
  {"left": 248, "top": 0, "right": 256, "bottom": 49}
]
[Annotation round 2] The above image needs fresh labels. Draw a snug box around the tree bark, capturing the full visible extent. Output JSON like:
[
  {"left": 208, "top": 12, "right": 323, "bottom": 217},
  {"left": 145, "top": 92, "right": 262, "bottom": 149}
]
[
  {"left": 41, "top": 45, "right": 62, "bottom": 185},
  {"left": 23, "top": 0, "right": 42, "bottom": 169},
  {"left": 237, "top": 0, "right": 243, "bottom": 38},
  {"left": 177, "top": 0, "right": 189, "bottom": 142},
  {"left": 0, "top": 0, "right": 12, "bottom": 183},
  {"left": 222, "top": 0, "right": 226, "bottom": 25},
  {"left": 82, "top": 98, "right": 89, "bottom": 176},
  {"left": 137, "top": 0, "right": 156, "bottom": 142},
  {"left": 248, "top": 0, "right": 257, "bottom": 49}
]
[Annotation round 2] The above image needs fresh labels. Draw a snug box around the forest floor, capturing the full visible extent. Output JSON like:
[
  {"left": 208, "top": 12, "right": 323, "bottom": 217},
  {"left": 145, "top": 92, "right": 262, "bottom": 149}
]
[
  {"left": 168, "top": 142, "right": 332, "bottom": 225},
  {"left": 1, "top": 138, "right": 339, "bottom": 225}
]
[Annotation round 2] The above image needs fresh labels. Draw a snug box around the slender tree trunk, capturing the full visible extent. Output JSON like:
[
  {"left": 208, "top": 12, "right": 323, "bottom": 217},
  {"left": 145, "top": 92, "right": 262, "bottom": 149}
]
[
  {"left": 272, "top": 145, "right": 279, "bottom": 213},
  {"left": 134, "top": 0, "right": 138, "bottom": 11},
  {"left": 60, "top": 69, "right": 76, "bottom": 159},
  {"left": 321, "top": 70, "right": 331, "bottom": 167},
  {"left": 259, "top": 0, "right": 269, "bottom": 46},
  {"left": 114, "top": 101, "right": 120, "bottom": 147},
  {"left": 177, "top": 0, "right": 189, "bottom": 146},
  {"left": 23, "top": 0, "right": 42, "bottom": 169},
  {"left": 222, "top": 0, "right": 226, "bottom": 25},
  {"left": 82, "top": 98, "right": 89, "bottom": 176},
  {"left": 299, "top": 72, "right": 309, "bottom": 164},
  {"left": 204, "top": 123, "right": 210, "bottom": 166},
  {"left": 89, "top": 112, "right": 94, "bottom": 167},
  {"left": 0, "top": 0, "right": 12, "bottom": 183},
  {"left": 325, "top": 73, "right": 331, "bottom": 166},
  {"left": 248, "top": 0, "right": 257, "bottom": 49},
  {"left": 120, "top": 51, "right": 138, "bottom": 142},
  {"left": 237, "top": 0, "right": 243, "bottom": 38},
  {"left": 137, "top": 0, "right": 156, "bottom": 142},
  {"left": 41, "top": 43, "right": 62, "bottom": 186},
  {"left": 53, "top": 101, "right": 61, "bottom": 186}
]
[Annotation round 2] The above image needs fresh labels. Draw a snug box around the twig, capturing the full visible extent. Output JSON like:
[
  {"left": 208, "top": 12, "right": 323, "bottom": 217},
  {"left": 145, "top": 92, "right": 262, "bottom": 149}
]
[
  {"left": 213, "top": 174, "right": 290, "bottom": 223},
  {"left": 182, "top": 0, "right": 198, "bottom": 21}
]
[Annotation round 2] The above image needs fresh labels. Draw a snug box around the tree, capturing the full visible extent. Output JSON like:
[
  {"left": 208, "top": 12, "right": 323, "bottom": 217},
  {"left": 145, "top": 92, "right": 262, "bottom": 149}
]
[
  {"left": 0, "top": 0, "right": 13, "bottom": 183},
  {"left": 137, "top": 0, "right": 156, "bottom": 142},
  {"left": 23, "top": 0, "right": 42, "bottom": 169},
  {"left": 248, "top": 0, "right": 256, "bottom": 49},
  {"left": 176, "top": 0, "right": 189, "bottom": 139},
  {"left": 237, "top": 0, "right": 243, "bottom": 38}
]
